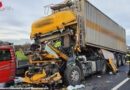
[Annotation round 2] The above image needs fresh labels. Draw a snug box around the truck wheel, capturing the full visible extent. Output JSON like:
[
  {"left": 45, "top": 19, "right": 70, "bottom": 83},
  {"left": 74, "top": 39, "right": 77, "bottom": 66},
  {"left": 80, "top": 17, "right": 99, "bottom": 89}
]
[
  {"left": 119, "top": 60, "right": 121, "bottom": 67},
  {"left": 118, "top": 56, "right": 122, "bottom": 67},
  {"left": 117, "top": 55, "right": 121, "bottom": 67},
  {"left": 64, "top": 66, "right": 81, "bottom": 86},
  {"left": 121, "top": 55, "right": 125, "bottom": 65},
  {"left": 122, "top": 58, "right": 126, "bottom": 65},
  {"left": 101, "top": 63, "right": 107, "bottom": 74}
]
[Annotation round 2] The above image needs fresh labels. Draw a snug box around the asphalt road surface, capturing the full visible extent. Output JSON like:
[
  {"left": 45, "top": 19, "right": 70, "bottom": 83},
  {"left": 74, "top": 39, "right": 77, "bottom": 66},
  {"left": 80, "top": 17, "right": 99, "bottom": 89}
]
[
  {"left": 84, "top": 64, "right": 130, "bottom": 90},
  {"left": 1, "top": 64, "right": 129, "bottom": 90}
]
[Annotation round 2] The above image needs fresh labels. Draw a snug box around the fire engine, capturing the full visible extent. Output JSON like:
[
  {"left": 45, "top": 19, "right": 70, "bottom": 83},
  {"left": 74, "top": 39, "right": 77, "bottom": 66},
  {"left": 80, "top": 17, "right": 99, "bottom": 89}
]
[
  {"left": 0, "top": 41, "right": 16, "bottom": 86},
  {"left": 0, "top": 41, "right": 29, "bottom": 87}
]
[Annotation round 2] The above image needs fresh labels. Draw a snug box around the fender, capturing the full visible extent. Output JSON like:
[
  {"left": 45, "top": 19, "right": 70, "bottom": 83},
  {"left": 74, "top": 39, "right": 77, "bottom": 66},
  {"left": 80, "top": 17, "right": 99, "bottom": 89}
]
[
  {"left": 66, "top": 56, "right": 76, "bottom": 67},
  {"left": 66, "top": 56, "right": 85, "bottom": 79}
]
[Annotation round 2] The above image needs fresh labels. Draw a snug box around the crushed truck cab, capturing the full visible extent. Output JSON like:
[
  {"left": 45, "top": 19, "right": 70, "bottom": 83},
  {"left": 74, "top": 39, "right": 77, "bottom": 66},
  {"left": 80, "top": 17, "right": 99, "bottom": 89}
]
[
  {"left": 31, "top": 11, "right": 77, "bottom": 39},
  {"left": 23, "top": 0, "right": 126, "bottom": 86}
]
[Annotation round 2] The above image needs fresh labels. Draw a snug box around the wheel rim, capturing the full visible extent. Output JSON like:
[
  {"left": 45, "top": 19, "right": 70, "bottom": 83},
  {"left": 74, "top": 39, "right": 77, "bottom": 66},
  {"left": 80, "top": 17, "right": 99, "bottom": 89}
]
[
  {"left": 122, "top": 56, "right": 125, "bottom": 64},
  {"left": 71, "top": 70, "right": 79, "bottom": 81},
  {"left": 123, "top": 59, "right": 125, "bottom": 64},
  {"left": 102, "top": 64, "right": 106, "bottom": 73},
  {"left": 119, "top": 59, "right": 121, "bottom": 66}
]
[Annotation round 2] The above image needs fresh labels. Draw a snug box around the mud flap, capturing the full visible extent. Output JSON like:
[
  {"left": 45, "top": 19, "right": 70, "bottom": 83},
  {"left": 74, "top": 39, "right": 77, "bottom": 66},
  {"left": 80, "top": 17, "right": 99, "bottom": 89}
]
[
  {"left": 101, "top": 49, "right": 117, "bottom": 73},
  {"left": 108, "top": 58, "right": 117, "bottom": 73}
]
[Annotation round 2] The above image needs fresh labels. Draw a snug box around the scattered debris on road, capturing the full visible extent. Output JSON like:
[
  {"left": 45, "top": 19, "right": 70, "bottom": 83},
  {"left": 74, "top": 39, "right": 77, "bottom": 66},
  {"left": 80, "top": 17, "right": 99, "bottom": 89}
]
[
  {"left": 97, "top": 76, "right": 102, "bottom": 78},
  {"left": 109, "top": 72, "right": 113, "bottom": 75},
  {"left": 67, "top": 84, "right": 85, "bottom": 90},
  {"left": 14, "top": 77, "right": 23, "bottom": 84}
]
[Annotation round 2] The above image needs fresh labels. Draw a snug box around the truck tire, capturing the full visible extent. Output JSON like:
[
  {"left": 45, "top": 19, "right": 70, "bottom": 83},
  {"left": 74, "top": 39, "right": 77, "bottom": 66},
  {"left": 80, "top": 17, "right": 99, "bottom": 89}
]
[
  {"left": 64, "top": 66, "right": 81, "bottom": 86},
  {"left": 121, "top": 55, "right": 125, "bottom": 65},
  {"left": 119, "top": 59, "right": 121, "bottom": 67},
  {"left": 101, "top": 62, "right": 107, "bottom": 74},
  {"left": 119, "top": 56, "right": 122, "bottom": 66},
  {"left": 117, "top": 55, "right": 121, "bottom": 67}
]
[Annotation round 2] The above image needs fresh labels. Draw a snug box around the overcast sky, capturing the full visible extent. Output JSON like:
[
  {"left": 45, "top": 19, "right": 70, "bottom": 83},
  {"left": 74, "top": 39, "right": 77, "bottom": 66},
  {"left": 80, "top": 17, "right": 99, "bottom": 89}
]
[{"left": 0, "top": 0, "right": 130, "bottom": 45}]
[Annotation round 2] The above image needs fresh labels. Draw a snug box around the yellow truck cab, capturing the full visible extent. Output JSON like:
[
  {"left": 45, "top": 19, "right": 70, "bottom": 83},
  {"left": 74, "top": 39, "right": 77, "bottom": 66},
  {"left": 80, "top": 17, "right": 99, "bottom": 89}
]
[{"left": 23, "top": 0, "right": 126, "bottom": 86}]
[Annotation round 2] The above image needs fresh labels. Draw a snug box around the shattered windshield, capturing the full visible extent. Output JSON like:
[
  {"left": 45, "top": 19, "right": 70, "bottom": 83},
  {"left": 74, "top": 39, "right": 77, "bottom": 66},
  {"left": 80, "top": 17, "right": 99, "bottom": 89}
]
[{"left": 45, "top": 45, "right": 58, "bottom": 57}]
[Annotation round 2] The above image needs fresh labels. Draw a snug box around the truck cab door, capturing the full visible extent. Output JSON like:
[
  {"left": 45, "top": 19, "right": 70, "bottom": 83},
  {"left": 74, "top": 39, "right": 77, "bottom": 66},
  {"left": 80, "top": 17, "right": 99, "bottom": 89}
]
[{"left": 0, "top": 47, "right": 16, "bottom": 83}]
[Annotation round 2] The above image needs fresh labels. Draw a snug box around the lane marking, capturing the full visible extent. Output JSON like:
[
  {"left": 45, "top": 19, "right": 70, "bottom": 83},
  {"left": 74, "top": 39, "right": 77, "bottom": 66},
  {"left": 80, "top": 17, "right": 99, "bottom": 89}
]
[{"left": 111, "top": 78, "right": 130, "bottom": 90}]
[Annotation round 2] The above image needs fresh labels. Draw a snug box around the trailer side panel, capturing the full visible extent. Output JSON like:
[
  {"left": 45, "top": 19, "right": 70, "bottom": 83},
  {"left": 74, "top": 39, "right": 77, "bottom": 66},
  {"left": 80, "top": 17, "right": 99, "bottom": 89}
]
[{"left": 83, "top": 0, "right": 126, "bottom": 53}]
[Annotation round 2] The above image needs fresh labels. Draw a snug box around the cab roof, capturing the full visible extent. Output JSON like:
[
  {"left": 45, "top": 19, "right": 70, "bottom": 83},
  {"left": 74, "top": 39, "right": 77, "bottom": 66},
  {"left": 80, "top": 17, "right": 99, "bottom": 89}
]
[{"left": 31, "top": 11, "right": 76, "bottom": 39}]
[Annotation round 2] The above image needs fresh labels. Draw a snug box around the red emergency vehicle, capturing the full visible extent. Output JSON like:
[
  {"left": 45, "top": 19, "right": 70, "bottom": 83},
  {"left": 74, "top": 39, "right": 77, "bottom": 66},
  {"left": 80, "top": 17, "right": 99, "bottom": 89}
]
[{"left": 0, "top": 42, "right": 16, "bottom": 86}]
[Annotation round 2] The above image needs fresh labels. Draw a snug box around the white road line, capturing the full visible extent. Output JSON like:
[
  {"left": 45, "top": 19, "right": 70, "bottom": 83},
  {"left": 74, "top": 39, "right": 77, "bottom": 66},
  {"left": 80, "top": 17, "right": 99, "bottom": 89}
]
[{"left": 111, "top": 78, "right": 130, "bottom": 90}]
